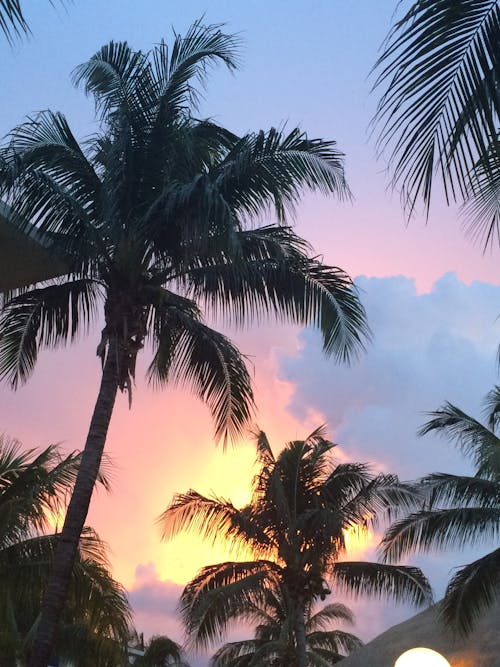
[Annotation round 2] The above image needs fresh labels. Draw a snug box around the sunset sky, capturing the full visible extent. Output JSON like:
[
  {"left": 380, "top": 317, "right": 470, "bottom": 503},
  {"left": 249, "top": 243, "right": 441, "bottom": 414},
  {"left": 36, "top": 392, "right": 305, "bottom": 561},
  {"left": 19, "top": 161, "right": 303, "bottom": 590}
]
[{"left": 1, "top": 1, "right": 500, "bottom": 664}]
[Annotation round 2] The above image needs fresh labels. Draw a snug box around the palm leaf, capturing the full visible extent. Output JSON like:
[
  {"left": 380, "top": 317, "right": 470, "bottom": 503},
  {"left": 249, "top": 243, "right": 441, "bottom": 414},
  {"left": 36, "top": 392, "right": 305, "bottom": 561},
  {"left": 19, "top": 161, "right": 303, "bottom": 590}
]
[
  {"left": 440, "top": 546, "right": 500, "bottom": 635},
  {"left": 306, "top": 603, "right": 355, "bottom": 632},
  {"left": 381, "top": 506, "right": 500, "bottom": 562},
  {"left": 152, "top": 21, "right": 240, "bottom": 119},
  {"left": 419, "top": 402, "right": 500, "bottom": 479},
  {"left": 373, "top": 0, "right": 500, "bottom": 216},
  {"left": 0, "top": 0, "right": 26, "bottom": 41},
  {"left": 180, "top": 560, "right": 280, "bottom": 649},
  {"left": 331, "top": 561, "right": 432, "bottom": 607},
  {"left": 306, "top": 629, "right": 363, "bottom": 656},
  {"left": 149, "top": 310, "right": 254, "bottom": 445},
  {"left": 0, "top": 279, "right": 101, "bottom": 387}
]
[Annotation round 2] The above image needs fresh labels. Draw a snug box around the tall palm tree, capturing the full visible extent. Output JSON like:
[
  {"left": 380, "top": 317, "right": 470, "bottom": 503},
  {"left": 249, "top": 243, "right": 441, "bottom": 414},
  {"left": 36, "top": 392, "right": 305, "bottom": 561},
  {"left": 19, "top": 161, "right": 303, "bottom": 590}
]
[
  {"left": 210, "top": 583, "right": 362, "bottom": 667},
  {"left": 0, "top": 435, "right": 132, "bottom": 666},
  {"left": 380, "top": 386, "right": 500, "bottom": 635},
  {"left": 0, "top": 23, "right": 369, "bottom": 666},
  {"left": 161, "top": 427, "right": 432, "bottom": 667},
  {"left": 372, "top": 0, "right": 500, "bottom": 243}
]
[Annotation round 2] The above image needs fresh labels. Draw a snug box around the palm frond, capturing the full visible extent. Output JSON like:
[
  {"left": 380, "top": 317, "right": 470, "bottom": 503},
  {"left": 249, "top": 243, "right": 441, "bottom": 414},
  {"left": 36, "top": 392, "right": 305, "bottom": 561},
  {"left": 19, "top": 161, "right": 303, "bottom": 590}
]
[
  {"left": 0, "top": 279, "right": 101, "bottom": 387},
  {"left": 72, "top": 41, "right": 151, "bottom": 124},
  {"left": 0, "top": 0, "right": 26, "bottom": 41},
  {"left": 306, "top": 629, "right": 363, "bottom": 657},
  {"left": 152, "top": 21, "right": 240, "bottom": 119},
  {"left": 461, "top": 139, "right": 500, "bottom": 247},
  {"left": 441, "top": 546, "right": 500, "bottom": 635},
  {"left": 372, "top": 0, "right": 500, "bottom": 215},
  {"left": 180, "top": 560, "right": 280, "bottom": 649},
  {"left": 381, "top": 506, "right": 500, "bottom": 562},
  {"left": 186, "top": 228, "right": 369, "bottom": 363},
  {"left": 213, "top": 126, "right": 350, "bottom": 222},
  {"left": 159, "top": 490, "right": 250, "bottom": 552},
  {"left": 210, "top": 639, "right": 260, "bottom": 667},
  {"left": 149, "top": 312, "right": 254, "bottom": 445},
  {"left": 306, "top": 603, "right": 355, "bottom": 632},
  {"left": 419, "top": 402, "right": 500, "bottom": 479},
  {"left": 331, "top": 561, "right": 432, "bottom": 607}
]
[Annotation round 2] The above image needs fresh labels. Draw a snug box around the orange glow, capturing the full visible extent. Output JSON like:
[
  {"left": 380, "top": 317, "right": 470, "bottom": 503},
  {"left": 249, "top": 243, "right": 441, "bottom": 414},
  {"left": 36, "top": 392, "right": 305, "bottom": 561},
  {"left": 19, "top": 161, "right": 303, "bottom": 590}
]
[
  {"left": 156, "top": 444, "right": 257, "bottom": 585},
  {"left": 45, "top": 507, "right": 65, "bottom": 533},
  {"left": 342, "top": 524, "right": 379, "bottom": 560}
]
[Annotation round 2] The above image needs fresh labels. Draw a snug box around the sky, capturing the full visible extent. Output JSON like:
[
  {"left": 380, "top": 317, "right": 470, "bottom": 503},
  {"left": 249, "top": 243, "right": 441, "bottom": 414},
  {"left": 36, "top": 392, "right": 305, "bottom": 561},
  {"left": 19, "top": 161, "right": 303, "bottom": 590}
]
[{"left": 1, "top": 1, "right": 500, "bottom": 665}]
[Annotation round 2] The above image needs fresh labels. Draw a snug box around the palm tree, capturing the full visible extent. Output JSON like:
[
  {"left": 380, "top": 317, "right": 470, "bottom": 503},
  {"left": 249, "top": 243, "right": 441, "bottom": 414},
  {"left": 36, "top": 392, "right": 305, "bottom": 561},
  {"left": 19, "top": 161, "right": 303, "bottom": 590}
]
[
  {"left": 161, "top": 427, "right": 432, "bottom": 667},
  {"left": 132, "top": 635, "right": 190, "bottom": 667},
  {"left": 0, "top": 23, "right": 369, "bottom": 666},
  {"left": 210, "top": 583, "right": 362, "bottom": 667},
  {"left": 0, "top": 435, "right": 132, "bottom": 666},
  {"left": 372, "top": 0, "right": 500, "bottom": 243},
  {"left": 380, "top": 386, "right": 500, "bottom": 635}
]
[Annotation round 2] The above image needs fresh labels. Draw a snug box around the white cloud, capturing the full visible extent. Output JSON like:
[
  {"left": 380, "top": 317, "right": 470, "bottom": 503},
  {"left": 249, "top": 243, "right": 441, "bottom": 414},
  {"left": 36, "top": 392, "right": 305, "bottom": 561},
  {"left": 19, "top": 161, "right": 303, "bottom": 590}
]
[{"left": 281, "top": 273, "right": 500, "bottom": 479}]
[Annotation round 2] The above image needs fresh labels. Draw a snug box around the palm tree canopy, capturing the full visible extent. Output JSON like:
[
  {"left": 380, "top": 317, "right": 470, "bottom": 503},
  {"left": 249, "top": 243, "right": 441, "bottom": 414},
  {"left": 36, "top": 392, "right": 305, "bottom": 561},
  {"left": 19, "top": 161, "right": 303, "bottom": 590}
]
[
  {"left": 380, "top": 386, "right": 500, "bottom": 635},
  {"left": 132, "top": 634, "right": 189, "bottom": 667},
  {"left": 160, "top": 428, "right": 432, "bottom": 651},
  {"left": 0, "top": 23, "right": 369, "bottom": 445},
  {"left": 210, "top": 588, "right": 363, "bottom": 667},
  {"left": 0, "top": 435, "right": 132, "bottom": 666},
  {"left": 372, "top": 0, "right": 500, "bottom": 243}
]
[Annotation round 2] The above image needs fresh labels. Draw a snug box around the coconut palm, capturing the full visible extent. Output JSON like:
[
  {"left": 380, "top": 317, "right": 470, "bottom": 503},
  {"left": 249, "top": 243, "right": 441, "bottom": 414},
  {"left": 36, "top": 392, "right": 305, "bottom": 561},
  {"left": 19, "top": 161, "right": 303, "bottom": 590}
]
[
  {"left": 0, "top": 23, "right": 369, "bottom": 666},
  {"left": 372, "top": 0, "right": 500, "bottom": 243},
  {"left": 0, "top": 435, "right": 132, "bottom": 666},
  {"left": 210, "top": 582, "right": 362, "bottom": 667},
  {"left": 132, "top": 635, "right": 190, "bottom": 667},
  {"left": 380, "top": 386, "right": 500, "bottom": 635},
  {"left": 161, "top": 427, "right": 432, "bottom": 667}
]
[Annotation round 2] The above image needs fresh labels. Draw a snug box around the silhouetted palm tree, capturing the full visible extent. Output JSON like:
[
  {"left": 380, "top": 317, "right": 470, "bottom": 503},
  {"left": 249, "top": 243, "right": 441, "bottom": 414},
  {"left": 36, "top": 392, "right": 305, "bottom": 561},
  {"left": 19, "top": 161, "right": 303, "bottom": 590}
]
[
  {"left": 381, "top": 386, "right": 500, "bottom": 635},
  {"left": 210, "top": 583, "right": 362, "bottom": 666},
  {"left": 373, "top": 0, "right": 500, "bottom": 244},
  {"left": 0, "top": 435, "right": 132, "bottom": 666},
  {"left": 133, "top": 634, "right": 190, "bottom": 667},
  {"left": 0, "top": 22, "right": 369, "bottom": 666},
  {"left": 161, "top": 427, "right": 431, "bottom": 667}
]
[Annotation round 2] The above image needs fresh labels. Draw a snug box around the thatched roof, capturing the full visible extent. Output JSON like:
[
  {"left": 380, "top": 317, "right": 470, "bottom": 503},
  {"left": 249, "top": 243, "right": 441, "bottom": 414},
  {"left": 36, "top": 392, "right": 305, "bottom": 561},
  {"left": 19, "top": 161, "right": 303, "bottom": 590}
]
[
  {"left": 0, "top": 202, "right": 67, "bottom": 291},
  {"left": 340, "top": 603, "right": 500, "bottom": 667}
]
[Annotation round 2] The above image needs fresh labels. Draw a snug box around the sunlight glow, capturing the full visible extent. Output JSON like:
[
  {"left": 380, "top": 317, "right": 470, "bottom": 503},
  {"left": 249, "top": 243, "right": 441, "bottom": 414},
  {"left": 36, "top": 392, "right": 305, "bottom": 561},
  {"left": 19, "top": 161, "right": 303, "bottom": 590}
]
[
  {"left": 395, "top": 648, "right": 451, "bottom": 667},
  {"left": 342, "top": 524, "right": 378, "bottom": 559},
  {"left": 157, "top": 444, "right": 257, "bottom": 584}
]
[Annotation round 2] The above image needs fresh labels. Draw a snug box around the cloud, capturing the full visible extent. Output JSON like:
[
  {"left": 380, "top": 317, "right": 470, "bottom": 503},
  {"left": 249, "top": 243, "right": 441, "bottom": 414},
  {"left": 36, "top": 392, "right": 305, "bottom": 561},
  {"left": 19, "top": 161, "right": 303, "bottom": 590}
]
[
  {"left": 279, "top": 273, "right": 500, "bottom": 637},
  {"left": 281, "top": 273, "right": 500, "bottom": 479}
]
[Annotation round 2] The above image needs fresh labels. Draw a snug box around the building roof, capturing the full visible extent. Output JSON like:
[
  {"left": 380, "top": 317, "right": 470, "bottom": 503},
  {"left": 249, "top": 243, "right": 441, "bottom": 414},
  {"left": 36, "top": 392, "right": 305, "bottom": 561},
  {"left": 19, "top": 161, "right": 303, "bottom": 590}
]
[
  {"left": 0, "top": 202, "right": 67, "bottom": 291},
  {"left": 340, "top": 603, "right": 499, "bottom": 667}
]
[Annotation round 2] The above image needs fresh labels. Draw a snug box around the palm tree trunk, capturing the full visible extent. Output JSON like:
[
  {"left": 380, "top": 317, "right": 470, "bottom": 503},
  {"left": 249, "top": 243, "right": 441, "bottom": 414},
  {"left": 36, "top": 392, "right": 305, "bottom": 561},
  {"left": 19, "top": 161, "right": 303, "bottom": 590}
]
[
  {"left": 29, "top": 340, "right": 119, "bottom": 667},
  {"left": 294, "top": 599, "right": 308, "bottom": 667}
]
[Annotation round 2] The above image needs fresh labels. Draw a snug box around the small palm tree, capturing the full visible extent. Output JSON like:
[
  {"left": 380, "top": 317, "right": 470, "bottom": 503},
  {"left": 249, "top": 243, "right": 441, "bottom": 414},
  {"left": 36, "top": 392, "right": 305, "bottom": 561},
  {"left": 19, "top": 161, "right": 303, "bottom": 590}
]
[
  {"left": 210, "top": 584, "right": 362, "bottom": 667},
  {"left": 132, "top": 635, "right": 190, "bottom": 667},
  {"left": 372, "top": 0, "right": 500, "bottom": 242},
  {"left": 161, "top": 427, "right": 432, "bottom": 667},
  {"left": 0, "top": 435, "right": 132, "bottom": 666},
  {"left": 0, "top": 23, "right": 369, "bottom": 666},
  {"left": 380, "top": 386, "right": 500, "bottom": 635}
]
